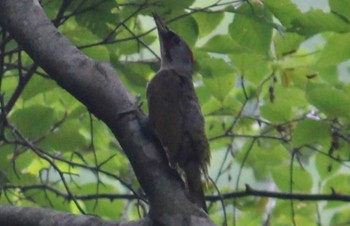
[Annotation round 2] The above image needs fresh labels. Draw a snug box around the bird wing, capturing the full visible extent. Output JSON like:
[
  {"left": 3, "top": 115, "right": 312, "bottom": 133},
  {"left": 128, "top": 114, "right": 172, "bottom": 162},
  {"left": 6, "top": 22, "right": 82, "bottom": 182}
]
[
  {"left": 182, "top": 81, "right": 211, "bottom": 174},
  {"left": 146, "top": 70, "right": 184, "bottom": 167}
]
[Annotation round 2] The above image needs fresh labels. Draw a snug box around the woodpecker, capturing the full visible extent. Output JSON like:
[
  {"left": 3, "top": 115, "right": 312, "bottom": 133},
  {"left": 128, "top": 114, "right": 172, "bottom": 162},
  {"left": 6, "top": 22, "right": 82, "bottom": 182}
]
[{"left": 147, "top": 13, "right": 210, "bottom": 212}]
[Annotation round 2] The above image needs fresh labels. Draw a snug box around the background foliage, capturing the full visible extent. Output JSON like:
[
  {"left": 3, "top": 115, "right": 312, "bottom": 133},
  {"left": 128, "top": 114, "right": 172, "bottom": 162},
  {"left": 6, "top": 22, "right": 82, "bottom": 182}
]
[{"left": 1, "top": 0, "right": 350, "bottom": 225}]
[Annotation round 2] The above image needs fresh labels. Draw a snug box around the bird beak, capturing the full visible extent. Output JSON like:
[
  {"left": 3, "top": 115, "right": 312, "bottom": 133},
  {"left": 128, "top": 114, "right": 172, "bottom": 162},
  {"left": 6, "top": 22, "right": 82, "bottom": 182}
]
[
  {"left": 152, "top": 12, "right": 169, "bottom": 38},
  {"left": 153, "top": 13, "right": 180, "bottom": 62}
]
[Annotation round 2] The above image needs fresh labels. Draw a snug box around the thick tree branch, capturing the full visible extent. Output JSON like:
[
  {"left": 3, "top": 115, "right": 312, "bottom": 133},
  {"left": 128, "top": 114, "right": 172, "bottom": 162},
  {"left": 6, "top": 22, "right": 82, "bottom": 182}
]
[
  {"left": 0, "top": 0, "right": 214, "bottom": 225},
  {"left": 0, "top": 206, "right": 146, "bottom": 226},
  {"left": 0, "top": 206, "right": 214, "bottom": 226}
]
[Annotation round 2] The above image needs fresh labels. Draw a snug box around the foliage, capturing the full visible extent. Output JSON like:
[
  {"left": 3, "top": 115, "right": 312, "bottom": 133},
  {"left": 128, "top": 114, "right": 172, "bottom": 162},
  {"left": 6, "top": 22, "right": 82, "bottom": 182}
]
[{"left": 1, "top": 0, "right": 350, "bottom": 225}]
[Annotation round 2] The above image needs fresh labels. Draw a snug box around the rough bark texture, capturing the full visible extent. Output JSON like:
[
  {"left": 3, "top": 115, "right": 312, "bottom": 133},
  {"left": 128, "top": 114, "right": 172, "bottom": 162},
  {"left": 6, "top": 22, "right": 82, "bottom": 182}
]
[
  {"left": 0, "top": 206, "right": 148, "bottom": 226},
  {"left": 0, "top": 0, "right": 215, "bottom": 225},
  {"left": 0, "top": 206, "right": 215, "bottom": 226}
]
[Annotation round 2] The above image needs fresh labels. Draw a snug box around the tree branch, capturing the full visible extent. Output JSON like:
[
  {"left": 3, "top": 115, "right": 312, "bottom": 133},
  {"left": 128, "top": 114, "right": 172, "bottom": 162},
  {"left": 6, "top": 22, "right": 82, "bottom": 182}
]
[
  {"left": 207, "top": 184, "right": 350, "bottom": 202},
  {"left": 0, "top": 205, "right": 215, "bottom": 226},
  {"left": 0, "top": 206, "right": 145, "bottom": 226}
]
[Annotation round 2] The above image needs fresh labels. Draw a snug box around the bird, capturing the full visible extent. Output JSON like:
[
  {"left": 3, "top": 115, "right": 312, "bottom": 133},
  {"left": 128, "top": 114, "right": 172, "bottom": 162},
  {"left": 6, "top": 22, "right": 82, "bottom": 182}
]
[{"left": 147, "top": 13, "right": 210, "bottom": 212}]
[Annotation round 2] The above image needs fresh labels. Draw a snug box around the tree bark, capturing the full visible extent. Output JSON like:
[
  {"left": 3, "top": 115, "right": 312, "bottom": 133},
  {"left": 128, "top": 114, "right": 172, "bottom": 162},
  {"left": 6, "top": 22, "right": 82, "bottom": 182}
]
[
  {"left": 0, "top": 0, "right": 215, "bottom": 225},
  {"left": 0, "top": 206, "right": 214, "bottom": 226}
]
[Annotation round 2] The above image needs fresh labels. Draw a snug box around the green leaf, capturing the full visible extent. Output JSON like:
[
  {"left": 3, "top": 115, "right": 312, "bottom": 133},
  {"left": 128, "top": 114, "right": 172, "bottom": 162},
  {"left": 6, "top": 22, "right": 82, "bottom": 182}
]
[
  {"left": 230, "top": 53, "right": 269, "bottom": 84},
  {"left": 26, "top": 158, "right": 51, "bottom": 176},
  {"left": 334, "top": 138, "right": 350, "bottom": 162},
  {"left": 201, "top": 97, "right": 222, "bottom": 116},
  {"left": 260, "top": 99, "right": 292, "bottom": 123},
  {"left": 0, "top": 145, "right": 12, "bottom": 172},
  {"left": 292, "top": 119, "right": 331, "bottom": 148},
  {"left": 168, "top": 15, "right": 199, "bottom": 46},
  {"left": 61, "top": 21, "right": 109, "bottom": 60},
  {"left": 2, "top": 75, "right": 18, "bottom": 103},
  {"left": 195, "top": 84, "right": 213, "bottom": 107},
  {"left": 84, "top": 199, "right": 124, "bottom": 218},
  {"left": 42, "top": 0, "right": 60, "bottom": 19},
  {"left": 272, "top": 201, "right": 317, "bottom": 225},
  {"left": 272, "top": 165, "right": 312, "bottom": 192},
  {"left": 228, "top": 3, "right": 273, "bottom": 55},
  {"left": 39, "top": 119, "right": 87, "bottom": 152},
  {"left": 82, "top": 45, "right": 110, "bottom": 61},
  {"left": 23, "top": 187, "right": 71, "bottom": 211},
  {"left": 317, "top": 65, "right": 339, "bottom": 84},
  {"left": 284, "top": 66, "right": 318, "bottom": 90},
  {"left": 317, "top": 32, "right": 350, "bottom": 66},
  {"left": 200, "top": 57, "right": 236, "bottom": 101},
  {"left": 205, "top": 117, "right": 232, "bottom": 148},
  {"left": 8, "top": 170, "right": 38, "bottom": 186},
  {"left": 194, "top": 12, "right": 224, "bottom": 37},
  {"left": 22, "top": 76, "right": 56, "bottom": 100},
  {"left": 81, "top": 118, "right": 112, "bottom": 151},
  {"left": 142, "top": 0, "right": 195, "bottom": 16},
  {"left": 222, "top": 93, "right": 243, "bottom": 116},
  {"left": 306, "top": 83, "right": 350, "bottom": 118},
  {"left": 269, "top": 86, "right": 307, "bottom": 109},
  {"left": 330, "top": 0, "right": 350, "bottom": 21},
  {"left": 116, "top": 61, "right": 152, "bottom": 88},
  {"left": 315, "top": 154, "right": 341, "bottom": 180},
  {"left": 76, "top": 183, "right": 122, "bottom": 218},
  {"left": 290, "top": 10, "right": 350, "bottom": 35},
  {"left": 323, "top": 174, "right": 350, "bottom": 194},
  {"left": 201, "top": 35, "right": 242, "bottom": 53},
  {"left": 113, "top": 31, "right": 156, "bottom": 56},
  {"left": 10, "top": 105, "right": 55, "bottom": 138},
  {"left": 236, "top": 143, "right": 290, "bottom": 179},
  {"left": 330, "top": 208, "right": 350, "bottom": 225},
  {"left": 236, "top": 210, "right": 263, "bottom": 225},
  {"left": 264, "top": 0, "right": 302, "bottom": 28},
  {"left": 45, "top": 87, "right": 84, "bottom": 113},
  {"left": 74, "top": 1, "right": 119, "bottom": 38},
  {"left": 273, "top": 32, "right": 305, "bottom": 58}
]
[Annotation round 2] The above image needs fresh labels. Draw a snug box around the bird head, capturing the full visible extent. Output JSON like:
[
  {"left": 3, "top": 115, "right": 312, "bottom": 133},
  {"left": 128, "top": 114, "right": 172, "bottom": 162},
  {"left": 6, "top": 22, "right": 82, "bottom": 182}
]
[{"left": 153, "top": 13, "right": 194, "bottom": 74}]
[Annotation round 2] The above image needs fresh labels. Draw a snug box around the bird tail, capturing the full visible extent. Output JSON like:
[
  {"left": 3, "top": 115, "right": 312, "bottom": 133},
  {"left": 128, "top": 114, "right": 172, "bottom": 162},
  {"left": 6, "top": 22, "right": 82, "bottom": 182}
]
[{"left": 184, "top": 160, "right": 207, "bottom": 212}]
